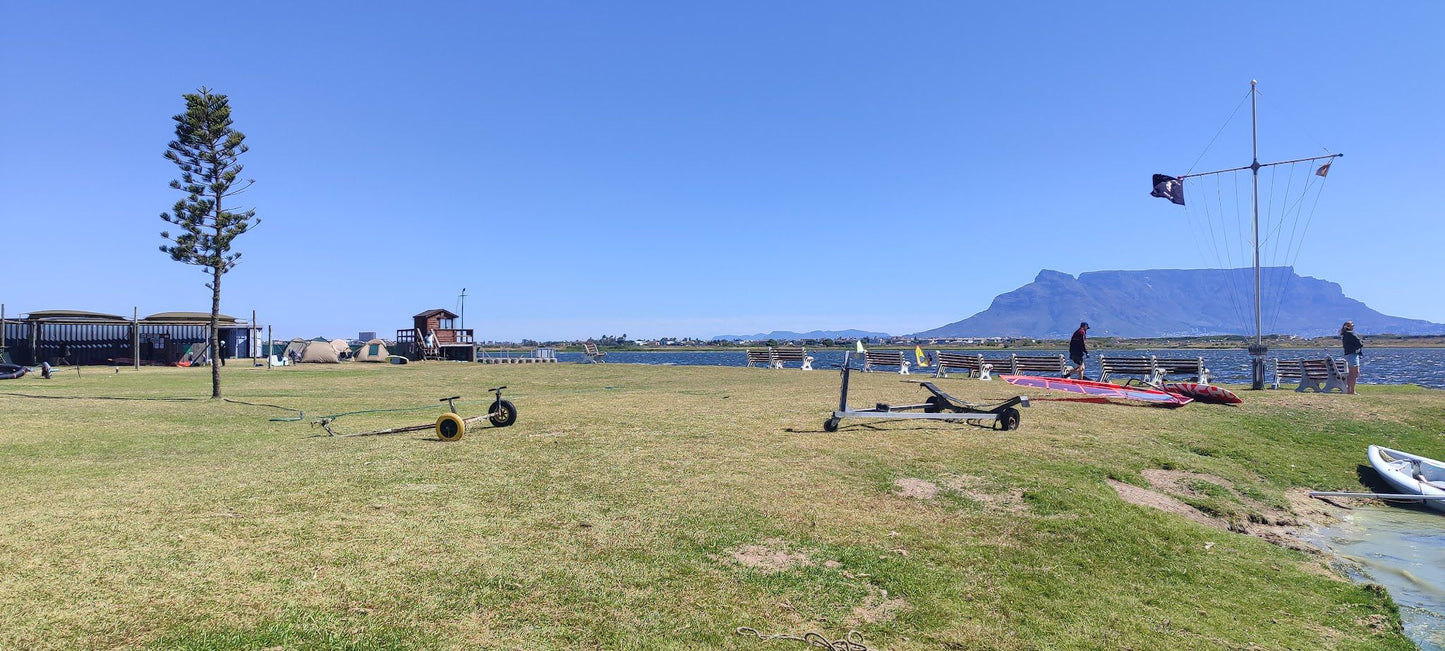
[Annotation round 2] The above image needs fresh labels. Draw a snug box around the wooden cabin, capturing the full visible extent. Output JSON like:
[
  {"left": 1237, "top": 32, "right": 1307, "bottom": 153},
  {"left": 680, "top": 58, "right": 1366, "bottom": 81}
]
[{"left": 395, "top": 309, "right": 476, "bottom": 361}]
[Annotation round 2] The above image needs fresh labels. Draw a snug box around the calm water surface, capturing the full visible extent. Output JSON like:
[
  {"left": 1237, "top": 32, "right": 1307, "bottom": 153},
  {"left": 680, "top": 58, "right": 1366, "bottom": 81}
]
[{"left": 554, "top": 347, "right": 1445, "bottom": 389}]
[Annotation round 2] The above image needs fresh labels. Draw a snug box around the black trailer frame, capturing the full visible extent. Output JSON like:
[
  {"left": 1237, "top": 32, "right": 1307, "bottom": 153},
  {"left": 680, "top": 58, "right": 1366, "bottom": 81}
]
[{"left": 824, "top": 352, "right": 1029, "bottom": 432}]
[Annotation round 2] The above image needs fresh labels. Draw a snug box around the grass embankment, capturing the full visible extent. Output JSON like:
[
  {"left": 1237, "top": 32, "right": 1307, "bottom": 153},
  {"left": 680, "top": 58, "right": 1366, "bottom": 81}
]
[{"left": 1, "top": 363, "right": 1439, "bottom": 649}]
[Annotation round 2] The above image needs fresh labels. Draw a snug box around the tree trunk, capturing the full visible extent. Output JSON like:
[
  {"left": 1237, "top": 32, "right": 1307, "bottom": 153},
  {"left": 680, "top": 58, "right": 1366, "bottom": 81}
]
[
  {"left": 211, "top": 181, "right": 224, "bottom": 399},
  {"left": 211, "top": 268, "right": 222, "bottom": 399}
]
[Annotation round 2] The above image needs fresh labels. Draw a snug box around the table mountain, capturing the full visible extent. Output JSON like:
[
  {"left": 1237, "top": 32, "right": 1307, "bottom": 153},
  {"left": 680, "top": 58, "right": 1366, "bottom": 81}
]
[{"left": 915, "top": 267, "right": 1445, "bottom": 338}]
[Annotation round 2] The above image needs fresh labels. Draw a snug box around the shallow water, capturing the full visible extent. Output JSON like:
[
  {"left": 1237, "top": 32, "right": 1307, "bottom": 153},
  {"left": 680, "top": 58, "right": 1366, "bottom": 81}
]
[
  {"left": 1322, "top": 506, "right": 1445, "bottom": 650},
  {"left": 552, "top": 347, "right": 1445, "bottom": 389}
]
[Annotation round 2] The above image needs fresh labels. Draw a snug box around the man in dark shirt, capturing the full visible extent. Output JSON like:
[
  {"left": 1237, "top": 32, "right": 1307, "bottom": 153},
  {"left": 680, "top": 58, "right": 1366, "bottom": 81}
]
[{"left": 1065, "top": 322, "right": 1089, "bottom": 379}]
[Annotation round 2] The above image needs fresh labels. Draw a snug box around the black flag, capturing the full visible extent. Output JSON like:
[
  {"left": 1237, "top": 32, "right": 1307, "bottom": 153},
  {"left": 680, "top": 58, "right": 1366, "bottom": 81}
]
[{"left": 1151, "top": 174, "right": 1185, "bottom": 205}]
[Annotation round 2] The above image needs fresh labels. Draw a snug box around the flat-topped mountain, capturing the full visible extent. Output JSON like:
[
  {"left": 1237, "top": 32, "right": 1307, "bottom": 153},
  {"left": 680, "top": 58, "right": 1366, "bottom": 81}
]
[{"left": 915, "top": 267, "right": 1445, "bottom": 339}]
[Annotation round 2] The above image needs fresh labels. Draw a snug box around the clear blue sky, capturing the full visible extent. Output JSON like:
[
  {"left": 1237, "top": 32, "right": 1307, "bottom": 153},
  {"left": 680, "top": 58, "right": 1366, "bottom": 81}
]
[{"left": 2, "top": 2, "right": 1441, "bottom": 341}]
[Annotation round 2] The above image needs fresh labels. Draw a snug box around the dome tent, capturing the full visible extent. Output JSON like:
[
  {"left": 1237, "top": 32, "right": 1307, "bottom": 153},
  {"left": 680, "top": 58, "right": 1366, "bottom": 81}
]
[{"left": 353, "top": 339, "right": 391, "bottom": 362}]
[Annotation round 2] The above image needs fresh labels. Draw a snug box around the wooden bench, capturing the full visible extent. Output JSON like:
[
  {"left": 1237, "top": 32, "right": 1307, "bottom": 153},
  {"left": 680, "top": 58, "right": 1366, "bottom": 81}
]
[
  {"left": 1099, "top": 355, "right": 1211, "bottom": 384},
  {"left": 1154, "top": 356, "right": 1210, "bottom": 383},
  {"left": 1012, "top": 354, "right": 1067, "bottom": 376},
  {"left": 933, "top": 352, "right": 1013, "bottom": 380},
  {"left": 863, "top": 350, "right": 910, "bottom": 374},
  {"left": 770, "top": 346, "right": 813, "bottom": 370},
  {"left": 581, "top": 341, "right": 606, "bottom": 363},
  {"left": 745, "top": 349, "right": 772, "bottom": 368},
  {"left": 1272, "top": 357, "right": 1346, "bottom": 393}
]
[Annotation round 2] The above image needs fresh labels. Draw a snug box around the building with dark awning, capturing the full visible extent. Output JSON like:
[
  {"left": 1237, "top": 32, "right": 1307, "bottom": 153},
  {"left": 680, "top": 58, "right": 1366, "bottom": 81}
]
[{"left": 0, "top": 309, "right": 255, "bottom": 366}]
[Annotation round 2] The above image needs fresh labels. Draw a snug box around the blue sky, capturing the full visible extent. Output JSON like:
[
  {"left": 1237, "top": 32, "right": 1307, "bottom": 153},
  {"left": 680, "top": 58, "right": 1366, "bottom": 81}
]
[{"left": 2, "top": 2, "right": 1441, "bottom": 341}]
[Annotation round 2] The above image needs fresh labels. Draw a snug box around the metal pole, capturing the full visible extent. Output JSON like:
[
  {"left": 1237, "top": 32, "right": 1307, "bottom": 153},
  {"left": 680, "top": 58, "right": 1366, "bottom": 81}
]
[
  {"left": 267, "top": 325, "right": 273, "bottom": 370},
  {"left": 1248, "top": 80, "right": 1267, "bottom": 390},
  {"left": 251, "top": 309, "right": 257, "bottom": 366},
  {"left": 459, "top": 288, "right": 467, "bottom": 331},
  {"left": 133, "top": 307, "right": 140, "bottom": 371},
  {"left": 1, "top": 303, "right": 6, "bottom": 361},
  {"left": 1310, "top": 491, "right": 1445, "bottom": 501}
]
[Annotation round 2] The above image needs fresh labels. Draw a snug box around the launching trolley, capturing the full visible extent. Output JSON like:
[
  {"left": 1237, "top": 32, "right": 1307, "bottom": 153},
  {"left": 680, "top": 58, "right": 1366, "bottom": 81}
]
[{"left": 823, "top": 352, "right": 1028, "bottom": 432}]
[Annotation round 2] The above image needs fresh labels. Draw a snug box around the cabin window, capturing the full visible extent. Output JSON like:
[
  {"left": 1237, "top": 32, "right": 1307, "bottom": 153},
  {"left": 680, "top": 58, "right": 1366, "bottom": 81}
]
[
  {"left": 438, "top": 318, "right": 455, "bottom": 329},
  {"left": 368, "top": 344, "right": 380, "bottom": 356}
]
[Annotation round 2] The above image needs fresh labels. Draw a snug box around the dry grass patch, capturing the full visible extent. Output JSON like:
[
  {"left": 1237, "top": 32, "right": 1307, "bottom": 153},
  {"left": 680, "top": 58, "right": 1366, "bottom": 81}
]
[{"left": 724, "top": 539, "right": 813, "bottom": 573}]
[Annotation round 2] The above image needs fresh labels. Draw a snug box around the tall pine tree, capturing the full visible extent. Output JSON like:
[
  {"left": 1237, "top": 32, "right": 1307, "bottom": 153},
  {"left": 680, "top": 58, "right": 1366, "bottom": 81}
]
[{"left": 160, "top": 87, "right": 259, "bottom": 398}]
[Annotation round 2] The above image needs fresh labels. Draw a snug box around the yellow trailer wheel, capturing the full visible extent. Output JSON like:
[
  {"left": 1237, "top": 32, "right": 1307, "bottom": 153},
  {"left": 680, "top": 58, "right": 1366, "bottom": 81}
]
[{"left": 436, "top": 413, "right": 466, "bottom": 441}]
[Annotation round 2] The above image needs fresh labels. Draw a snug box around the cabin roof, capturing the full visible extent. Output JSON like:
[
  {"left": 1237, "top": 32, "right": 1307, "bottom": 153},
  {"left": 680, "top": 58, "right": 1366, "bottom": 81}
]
[{"left": 413, "top": 309, "right": 459, "bottom": 320}]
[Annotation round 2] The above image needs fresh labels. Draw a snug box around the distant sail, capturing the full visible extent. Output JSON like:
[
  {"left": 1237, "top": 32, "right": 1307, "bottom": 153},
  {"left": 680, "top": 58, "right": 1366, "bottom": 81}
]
[
  {"left": 856, "top": 340, "right": 866, "bottom": 353},
  {"left": 1315, "top": 162, "right": 1332, "bottom": 177},
  {"left": 915, "top": 346, "right": 929, "bottom": 367},
  {"left": 1151, "top": 174, "right": 1185, "bottom": 205}
]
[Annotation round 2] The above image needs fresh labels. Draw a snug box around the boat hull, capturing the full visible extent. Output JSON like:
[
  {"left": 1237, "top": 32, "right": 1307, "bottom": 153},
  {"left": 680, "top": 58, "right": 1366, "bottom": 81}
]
[{"left": 1368, "top": 445, "right": 1445, "bottom": 513}]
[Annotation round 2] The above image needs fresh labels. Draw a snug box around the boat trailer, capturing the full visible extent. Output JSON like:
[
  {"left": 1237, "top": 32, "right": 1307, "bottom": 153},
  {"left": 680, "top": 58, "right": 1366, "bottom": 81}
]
[{"left": 824, "top": 352, "right": 1028, "bottom": 432}]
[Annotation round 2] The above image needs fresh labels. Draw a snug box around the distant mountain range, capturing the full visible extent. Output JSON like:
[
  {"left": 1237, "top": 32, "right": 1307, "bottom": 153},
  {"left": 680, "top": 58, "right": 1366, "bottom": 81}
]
[
  {"left": 914, "top": 267, "right": 1445, "bottom": 339},
  {"left": 711, "top": 329, "right": 890, "bottom": 342}
]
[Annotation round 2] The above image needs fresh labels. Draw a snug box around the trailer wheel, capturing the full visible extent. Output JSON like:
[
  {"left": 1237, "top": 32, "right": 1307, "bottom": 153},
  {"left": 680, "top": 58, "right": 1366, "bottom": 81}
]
[
  {"left": 436, "top": 413, "right": 466, "bottom": 441},
  {"left": 997, "top": 407, "right": 1021, "bottom": 431},
  {"left": 924, "top": 396, "right": 948, "bottom": 413},
  {"left": 823, "top": 417, "right": 840, "bottom": 432},
  {"left": 489, "top": 400, "right": 517, "bottom": 427}
]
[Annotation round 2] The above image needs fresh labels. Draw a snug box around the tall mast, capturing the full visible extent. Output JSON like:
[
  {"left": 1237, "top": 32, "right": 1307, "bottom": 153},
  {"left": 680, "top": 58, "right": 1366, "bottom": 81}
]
[
  {"left": 1161, "top": 80, "right": 1341, "bottom": 390},
  {"left": 1250, "top": 80, "right": 1261, "bottom": 354}
]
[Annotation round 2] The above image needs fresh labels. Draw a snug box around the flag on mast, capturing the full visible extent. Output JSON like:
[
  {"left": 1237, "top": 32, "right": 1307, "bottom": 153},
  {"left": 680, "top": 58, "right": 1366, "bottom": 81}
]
[
  {"left": 1315, "top": 162, "right": 1332, "bottom": 177},
  {"left": 1150, "top": 174, "right": 1185, "bottom": 205}
]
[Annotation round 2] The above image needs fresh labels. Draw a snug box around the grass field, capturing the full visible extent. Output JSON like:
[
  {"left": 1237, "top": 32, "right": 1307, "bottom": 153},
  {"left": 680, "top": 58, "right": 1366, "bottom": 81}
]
[{"left": 1, "top": 361, "right": 1439, "bottom": 649}]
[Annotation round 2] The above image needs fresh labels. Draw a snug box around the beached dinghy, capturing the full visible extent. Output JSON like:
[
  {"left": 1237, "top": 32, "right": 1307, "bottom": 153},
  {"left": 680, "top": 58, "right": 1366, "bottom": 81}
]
[{"left": 1368, "top": 445, "right": 1445, "bottom": 513}]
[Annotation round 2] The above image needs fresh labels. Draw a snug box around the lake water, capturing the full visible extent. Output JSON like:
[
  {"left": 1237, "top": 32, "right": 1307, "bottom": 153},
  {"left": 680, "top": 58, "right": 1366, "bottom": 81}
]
[
  {"left": 1322, "top": 506, "right": 1445, "bottom": 650},
  {"left": 553, "top": 347, "right": 1445, "bottom": 389}
]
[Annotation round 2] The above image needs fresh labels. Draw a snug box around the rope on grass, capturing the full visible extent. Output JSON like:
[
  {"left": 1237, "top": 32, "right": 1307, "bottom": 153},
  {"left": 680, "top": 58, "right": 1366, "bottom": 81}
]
[
  {"left": 0, "top": 392, "right": 308, "bottom": 421},
  {"left": 0, "top": 392, "right": 204, "bottom": 401},
  {"left": 735, "top": 627, "right": 871, "bottom": 650},
  {"left": 221, "top": 398, "right": 305, "bottom": 421}
]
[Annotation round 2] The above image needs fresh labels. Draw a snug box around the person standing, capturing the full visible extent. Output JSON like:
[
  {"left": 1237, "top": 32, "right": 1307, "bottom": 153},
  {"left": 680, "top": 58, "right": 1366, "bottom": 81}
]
[
  {"left": 1341, "top": 320, "right": 1363, "bottom": 394},
  {"left": 1064, "top": 322, "right": 1090, "bottom": 379}
]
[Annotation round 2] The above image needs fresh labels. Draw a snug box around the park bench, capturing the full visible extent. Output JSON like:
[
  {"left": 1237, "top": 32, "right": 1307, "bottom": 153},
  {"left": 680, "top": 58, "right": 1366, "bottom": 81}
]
[
  {"left": 1097, "top": 355, "right": 1158, "bottom": 383},
  {"left": 933, "top": 352, "right": 1013, "bottom": 380},
  {"left": 1099, "top": 355, "right": 1212, "bottom": 385},
  {"left": 1154, "top": 356, "right": 1210, "bottom": 383},
  {"left": 581, "top": 341, "right": 606, "bottom": 363},
  {"left": 770, "top": 346, "right": 814, "bottom": 370},
  {"left": 1272, "top": 357, "right": 1347, "bottom": 393},
  {"left": 1012, "top": 354, "right": 1068, "bottom": 376},
  {"left": 745, "top": 349, "right": 772, "bottom": 368},
  {"left": 863, "top": 350, "right": 910, "bottom": 374}
]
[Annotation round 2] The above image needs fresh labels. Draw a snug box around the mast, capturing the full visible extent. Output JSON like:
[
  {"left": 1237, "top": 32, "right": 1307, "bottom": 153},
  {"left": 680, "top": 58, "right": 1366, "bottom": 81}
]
[
  {"left": 1251, "top": 80, "right": 1261, "bottom": 356},
  {"left": 1249, "top": 80, "right": 1265, "bottom": 390},
  {"left": 1164, "top": 80, "right": 1341, "bottom": 390}
]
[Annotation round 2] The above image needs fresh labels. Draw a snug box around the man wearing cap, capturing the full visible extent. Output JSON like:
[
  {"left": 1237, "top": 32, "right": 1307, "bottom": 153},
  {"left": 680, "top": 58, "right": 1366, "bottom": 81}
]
[{"left": 1064, "top": 322, "right": 1090, "bottom": 379}]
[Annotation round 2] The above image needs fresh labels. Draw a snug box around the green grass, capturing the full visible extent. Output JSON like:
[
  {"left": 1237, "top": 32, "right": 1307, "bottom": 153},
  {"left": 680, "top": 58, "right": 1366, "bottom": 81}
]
[{"left": 0, "top": 362, "right": 1433, "bottom": 649}]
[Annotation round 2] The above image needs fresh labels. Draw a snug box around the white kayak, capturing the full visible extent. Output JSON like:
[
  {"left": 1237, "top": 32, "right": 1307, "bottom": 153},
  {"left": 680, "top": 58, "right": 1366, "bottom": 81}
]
[{"left": 1368, "top": 445, "right": 1445, "bottom": 513}]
